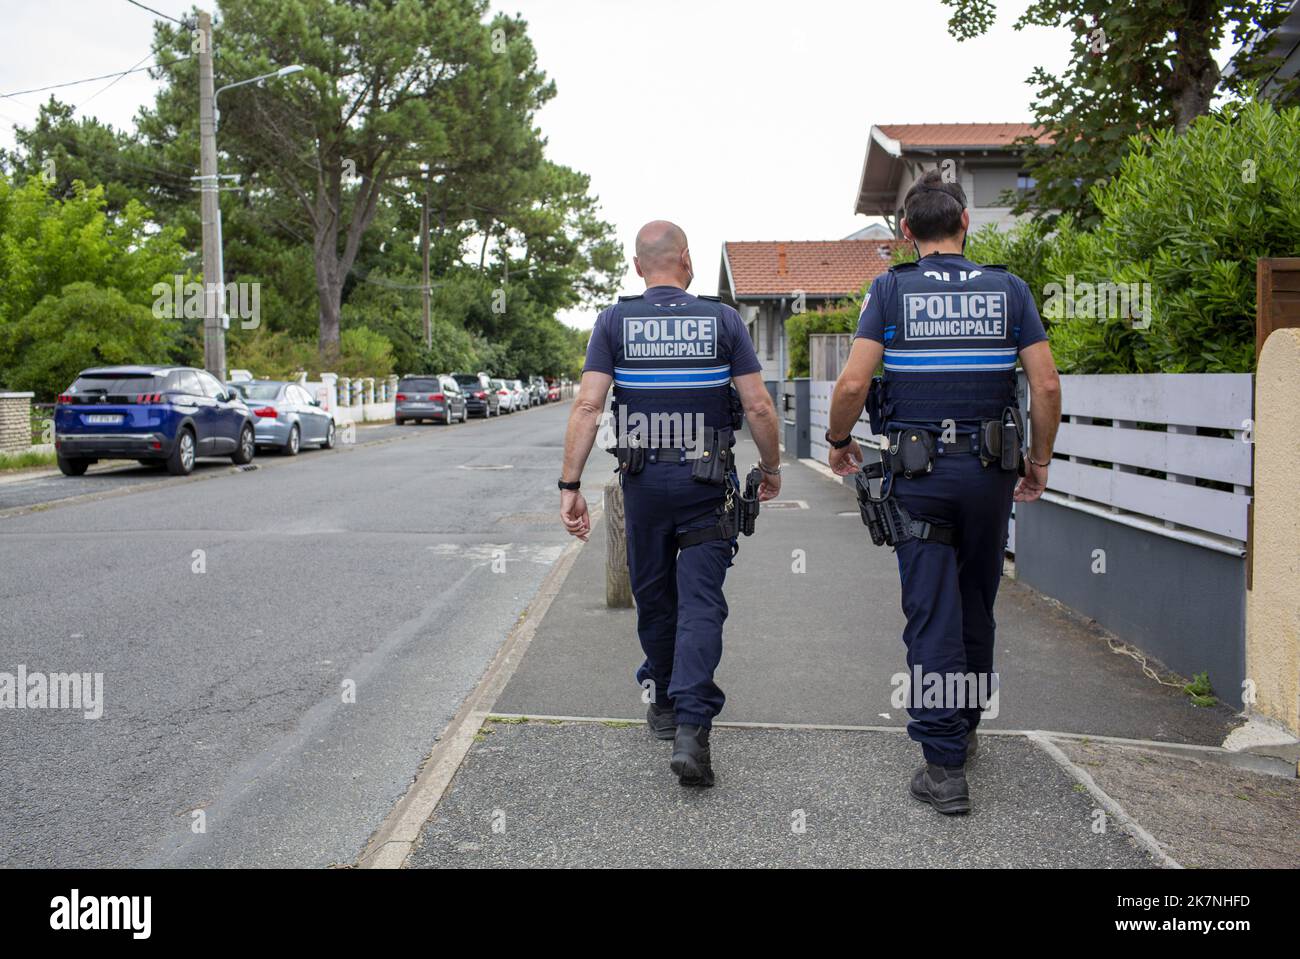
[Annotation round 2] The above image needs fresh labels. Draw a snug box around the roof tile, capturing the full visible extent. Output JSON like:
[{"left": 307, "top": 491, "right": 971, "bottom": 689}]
[{"left": 723, "top": 239, "right": 908, "bottom": 298}]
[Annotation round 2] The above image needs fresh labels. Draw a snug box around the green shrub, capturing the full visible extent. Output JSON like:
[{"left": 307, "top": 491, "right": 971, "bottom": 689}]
[
  {"left": 1047, "top": 97, "right": 1300, "bottom": 373},
  {"left": 785, "top": 296, "right": 863, "bottom": 378}
]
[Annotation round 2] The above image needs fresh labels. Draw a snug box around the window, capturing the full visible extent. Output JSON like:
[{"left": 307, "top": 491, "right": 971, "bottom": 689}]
[
  {"left": 398, "top": 378, "right": 439, "bottom": 392},
  {"left": 239, "top": 382, "right": 282, "bottom": 401},
  {"left": 71, "top": 374, "right": 164, "bottom": 396},
  {"left": 1017, "top": 172, "right": 1036, "bottom": 193},
  {"left": 196, "top": 371, "right": 228, "bottom": 398}
]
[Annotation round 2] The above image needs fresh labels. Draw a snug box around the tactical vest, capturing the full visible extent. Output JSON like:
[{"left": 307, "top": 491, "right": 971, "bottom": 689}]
[
  {"left": 880, "top": 260, "right": 1020, "bottom": 427},
  {"left": 609, "top": 293, "right": 735, "bottom": 441}
]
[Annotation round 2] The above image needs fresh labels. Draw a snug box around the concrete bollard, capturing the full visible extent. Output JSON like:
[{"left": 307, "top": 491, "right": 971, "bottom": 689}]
[{"left": 605, "top": 480, "right": 633, "bottom": 608}]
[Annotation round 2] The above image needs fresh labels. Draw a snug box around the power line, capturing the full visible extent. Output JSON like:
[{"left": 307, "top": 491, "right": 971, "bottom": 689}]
[
  {"left": 122, "top": 0, "right": 184, "bottom": 25},
  {"left": 76, "top": 52, "right": 157, "bottom": 111},
  {"left": 0, "top": 55, "right": 192, "bottom": 101}
]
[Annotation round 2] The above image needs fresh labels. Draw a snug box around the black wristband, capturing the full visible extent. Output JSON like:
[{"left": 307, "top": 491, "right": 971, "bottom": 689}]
[
  {"left": 825, "top": 430, "right": 853, "bottom": 450},
  {"left": 558, "top": 479, "right": 581, "bottom": 491}
]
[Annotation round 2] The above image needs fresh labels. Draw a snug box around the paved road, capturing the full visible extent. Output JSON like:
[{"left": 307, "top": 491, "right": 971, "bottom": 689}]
[
  {"left": 0, "top": 421, "right": 411, "bottom": 513},
  {"left": 0, "top": 403, "right": 573, "bottom": 867}
]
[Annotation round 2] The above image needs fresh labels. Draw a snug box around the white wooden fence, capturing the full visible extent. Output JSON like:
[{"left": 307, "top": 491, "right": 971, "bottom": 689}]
[
  {"left": 808, "top": 372, "right": 1254, "bottom": 555},
  {"left": 1046, "top": 373, "right": 1253, "bottom": 553}
]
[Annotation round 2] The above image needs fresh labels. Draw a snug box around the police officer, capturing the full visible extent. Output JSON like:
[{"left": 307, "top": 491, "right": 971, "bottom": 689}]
[
  {"left": 559, "top": 220, "right": 781, "bottom": 787},
  {"left": 826, "top": 170, "right": 1062, "bottom": 814}
]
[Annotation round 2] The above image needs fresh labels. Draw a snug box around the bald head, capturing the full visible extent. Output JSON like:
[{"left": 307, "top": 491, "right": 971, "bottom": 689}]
[{"left": 634, "top": 220, "right": 692, "bottom": 288}]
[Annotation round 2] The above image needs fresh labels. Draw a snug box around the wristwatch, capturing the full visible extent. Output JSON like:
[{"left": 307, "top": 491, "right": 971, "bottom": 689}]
[
  {"left": 757, "top": 461, "right": 782, "bottom": 476},
  {"left": 825, "top": 430, "right": 853, "bottom": 450},
  {"left": 557, "top": 479, "right": 581, "bottom": 491}
]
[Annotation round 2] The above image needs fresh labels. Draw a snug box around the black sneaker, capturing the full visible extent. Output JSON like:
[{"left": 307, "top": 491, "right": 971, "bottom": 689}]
[
  {"left": 670, "top": 724, "right": 715, "bottom": 787},
  {"left": 909, "top": 762, "right": 971, "bottom": 815},
  {"left": 646, "top": 702, "right": 677, "bottom": 741}
]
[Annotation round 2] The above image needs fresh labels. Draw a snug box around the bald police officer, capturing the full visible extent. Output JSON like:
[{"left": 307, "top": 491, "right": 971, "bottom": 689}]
[
  {"left": 827, "top": 170, "right": 1062, "bottom": 814},
  {"left": 559, "top": 220, "right": 781, "bottom": 787}
]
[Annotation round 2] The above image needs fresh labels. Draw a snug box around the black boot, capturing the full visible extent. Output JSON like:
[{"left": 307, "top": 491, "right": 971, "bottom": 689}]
[
  {"left": 909, "top": 762, "right": 970, "bottom": 815},
  {"left": 670, "top": 724, "right": 715, "bottom": 787},
  {"left": 646, "top": 702, "right": 677, "bottom": 741}
]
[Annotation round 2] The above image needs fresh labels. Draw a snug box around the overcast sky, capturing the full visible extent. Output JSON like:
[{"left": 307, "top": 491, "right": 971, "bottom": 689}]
[{"left": 0, "top": 1, "right": 1238, "bottom": 328}]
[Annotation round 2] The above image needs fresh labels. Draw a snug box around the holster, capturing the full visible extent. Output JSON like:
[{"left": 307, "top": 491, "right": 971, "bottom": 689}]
[{"left": 855, "top": 459, "right": 957, "bottom": 549}]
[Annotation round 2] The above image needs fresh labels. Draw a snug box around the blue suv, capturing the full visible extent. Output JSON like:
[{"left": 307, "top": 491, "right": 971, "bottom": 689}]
[{"left": 55, "top": 366, "right": 257, "bottom": 477}]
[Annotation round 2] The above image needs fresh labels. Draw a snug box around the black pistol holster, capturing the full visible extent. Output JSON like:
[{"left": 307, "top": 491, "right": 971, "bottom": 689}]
[
  {"left": 855, "top": 456, "right": 957, "bottom": 549},
  {"left": 677, "top": 466, "right": 762, "bottom": 554}
]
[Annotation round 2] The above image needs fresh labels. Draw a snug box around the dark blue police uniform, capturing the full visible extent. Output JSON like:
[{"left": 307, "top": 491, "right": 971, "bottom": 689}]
[
  {"left": 584, "top": 286, "right": 762, "bottom": 729},
  {"left": 857, "top": 253, "right": 1047, "bottom": 767}
]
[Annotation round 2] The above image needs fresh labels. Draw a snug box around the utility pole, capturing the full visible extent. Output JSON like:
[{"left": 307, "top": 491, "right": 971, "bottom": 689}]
[
  {"left": 420, "top": 164, "right": 432, "bottom": 350},
  {"left": 197, "top": 9, "right": 226, "bottom": 379}
]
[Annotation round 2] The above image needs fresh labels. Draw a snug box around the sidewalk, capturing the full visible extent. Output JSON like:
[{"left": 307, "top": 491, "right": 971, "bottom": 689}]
[{"left": 406, "top": 435, "right": 1299, "bottom": 869}]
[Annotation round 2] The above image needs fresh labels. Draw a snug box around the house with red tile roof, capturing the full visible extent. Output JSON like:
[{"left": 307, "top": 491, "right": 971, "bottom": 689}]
[
  {"left": 719, "top": 123, "right": 1044, "bottom": 388},
  {"left": 855, "top": 122, "right": 1048, "bottom": 235},
  {"left": 717, "top": 237, "right": 908, "bottom": 384}
]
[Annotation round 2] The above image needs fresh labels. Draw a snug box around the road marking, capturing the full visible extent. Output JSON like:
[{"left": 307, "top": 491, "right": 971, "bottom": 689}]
[{"left": 356, "top": 505, "right": 601, "bottom": 869}]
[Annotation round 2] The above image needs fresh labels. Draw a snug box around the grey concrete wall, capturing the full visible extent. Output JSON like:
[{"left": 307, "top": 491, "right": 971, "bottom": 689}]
[{"left": 1015, "top": 497, "right": 1246, "bottom": 706}]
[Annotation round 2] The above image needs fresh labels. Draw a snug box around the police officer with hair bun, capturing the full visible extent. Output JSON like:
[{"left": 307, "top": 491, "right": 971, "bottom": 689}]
[
  {"left": 827, "top": 170, "right": 1062, "bottom": 814},
  {"left": 558, "top": 220, "right": 782, "bottom": 787}
]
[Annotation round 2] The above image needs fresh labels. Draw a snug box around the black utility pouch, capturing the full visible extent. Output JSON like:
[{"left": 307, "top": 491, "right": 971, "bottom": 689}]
[
  {"left": 691, "top": 427, "right": 729, "bottom": 486},
  {"left": 865, "top": 376, "right": 885, "bottom": 436},
  {"left": 616, "top": 443, "right": 646, "bottom": 475},
  {"left": 979, "top": 407, "right": 1026, "bottom": 472},
  {"left": 888, "top": 428, "right": 936, "bottom": 478}
]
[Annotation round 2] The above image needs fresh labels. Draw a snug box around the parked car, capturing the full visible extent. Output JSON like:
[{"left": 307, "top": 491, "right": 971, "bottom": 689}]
[
  {"left": 228, "top": 380, "right": 335, "bottom": 454},
  {"left": 490, "top": 378, "right": 516, "bottom": 413},
  {"left": 54, "top": 365, "right": 256, "bottom": 477},
  {"left": 452, "top": 372, "right": 499, "bottom": 418},
  {"left": 511, "top": 379, "right": 531, "bottom": 410},
  {"left": 547, "top": 380, "right": 561, "bottom": 403},
  {"left": 395, "top": 375, "right": 467, "bottom": 425},
  {"left": 528, "top": 375, "right": 548, "bottom": 405}
]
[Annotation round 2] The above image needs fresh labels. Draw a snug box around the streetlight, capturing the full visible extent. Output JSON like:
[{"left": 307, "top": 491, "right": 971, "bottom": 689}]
[
  {"left": 214, "top": 64, "right": 304, "bottom": 127},
  {"left": 197, "top": 62, "right": 303, "bottom": 377}
]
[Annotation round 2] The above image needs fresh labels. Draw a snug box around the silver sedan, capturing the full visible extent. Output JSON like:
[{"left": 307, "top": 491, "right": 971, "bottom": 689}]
[{"left": 228, "top": 380, "right": 336, "bottom": 455}]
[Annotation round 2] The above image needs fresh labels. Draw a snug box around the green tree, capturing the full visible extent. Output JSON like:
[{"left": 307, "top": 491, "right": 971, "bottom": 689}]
[
  {"left": 0, "top": 175, "right": 187, "bottom": 394},
  {"left": 2, "top": 283, "right": 178, "bottom": 398},
  {"left": 142, "top": 0, "right": 560, "bottom": 361},
  {"left": 943, "top": 0, "right": 1293, "bottom": 226}
]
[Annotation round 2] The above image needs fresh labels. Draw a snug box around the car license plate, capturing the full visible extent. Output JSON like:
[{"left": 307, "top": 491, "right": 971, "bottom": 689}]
[{"left": 84, "top": 414, "right": 123, "bottom": 425}]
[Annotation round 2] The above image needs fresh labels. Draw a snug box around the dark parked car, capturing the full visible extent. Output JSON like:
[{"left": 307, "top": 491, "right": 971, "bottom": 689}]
[
  {"left": 228, "top": 380, "right": 335, "bottom": 454},
  {"left": 451, "top": 372, "right": 500, "bottom": 418},
  {"left": 54, "top": 366, "right": 256, "bottom": 476},
  {"left": 395, "top": 375, "right": 466, "bottom": 425}
]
